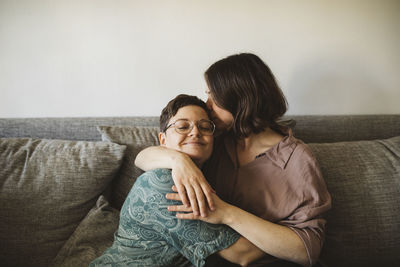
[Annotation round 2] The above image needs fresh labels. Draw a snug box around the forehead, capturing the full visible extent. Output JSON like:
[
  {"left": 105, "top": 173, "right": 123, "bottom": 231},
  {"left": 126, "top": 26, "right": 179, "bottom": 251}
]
[{"left": 170, "top": 105, "right": 209, "bottom": 121}]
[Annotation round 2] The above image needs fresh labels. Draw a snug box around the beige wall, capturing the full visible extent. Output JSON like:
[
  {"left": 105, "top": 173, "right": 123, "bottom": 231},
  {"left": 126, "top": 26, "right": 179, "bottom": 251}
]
[{"left": 1, "top": 0, "right": 399, "bottom": 117}]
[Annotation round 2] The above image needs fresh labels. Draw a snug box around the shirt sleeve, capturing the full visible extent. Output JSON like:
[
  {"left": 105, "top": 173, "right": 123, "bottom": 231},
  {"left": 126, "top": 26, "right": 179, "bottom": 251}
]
[{"left": 279, "top": 146, "right": 332, "bottom": 266}]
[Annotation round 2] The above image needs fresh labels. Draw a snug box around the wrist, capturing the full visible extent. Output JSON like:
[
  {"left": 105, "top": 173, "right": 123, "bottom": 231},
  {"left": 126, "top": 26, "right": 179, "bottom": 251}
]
[
  {"left": 171, "top": 150, "right": 190, "bottom": 169},
  {"left": 222, "top": 203, "right": 237, "bottom": 226}
]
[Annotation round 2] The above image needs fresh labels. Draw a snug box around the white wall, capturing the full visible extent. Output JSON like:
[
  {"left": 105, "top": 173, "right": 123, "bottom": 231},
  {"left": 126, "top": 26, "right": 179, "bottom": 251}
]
[{"left": 1, "top": 0, "right": 399, "bottom": 117}]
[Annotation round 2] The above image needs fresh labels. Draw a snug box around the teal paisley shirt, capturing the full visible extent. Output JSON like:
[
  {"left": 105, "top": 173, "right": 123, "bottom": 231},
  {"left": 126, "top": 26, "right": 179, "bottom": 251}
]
[{"left": 90, "top": 169, "right": 240, "bottom": 267}]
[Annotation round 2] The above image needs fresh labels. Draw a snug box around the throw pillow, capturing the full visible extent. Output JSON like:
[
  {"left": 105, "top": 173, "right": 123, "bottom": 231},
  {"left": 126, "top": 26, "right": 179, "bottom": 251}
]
[
  {"left": 50, "top": 195, "right": 120, "bottom": 267},
  {"left": 309, "top": 136, "right": 400, "bottom": 266},
  {"left": 0, "top": 138, "right": 126, "bottom": 267},
  {"left": 97, "top": 126, "right": 159, "bottom": 209}
]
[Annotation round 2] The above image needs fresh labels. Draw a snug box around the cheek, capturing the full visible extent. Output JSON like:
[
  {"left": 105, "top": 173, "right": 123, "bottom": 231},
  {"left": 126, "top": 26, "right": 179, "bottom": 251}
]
[
  {"left": 205, "top": 138, "right": 214, "bottom": 152},
  {"left": 215, "top": 107, "right": 232, "bottom": 121},
  {"left": 165, "top": 135, "right": 184, "bottom": 149},
  {"left": 208, "top": 98, "right": 220, "bottom": 113}
]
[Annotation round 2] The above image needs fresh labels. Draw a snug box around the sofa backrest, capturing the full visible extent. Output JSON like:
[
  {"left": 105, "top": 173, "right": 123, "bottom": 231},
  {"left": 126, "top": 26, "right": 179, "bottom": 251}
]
[
  {"left": 1, "top": 115, "right": 400, "bottom": 266},
  {"left": 1, "top": 115, "right": 399, "bottom": 143}
]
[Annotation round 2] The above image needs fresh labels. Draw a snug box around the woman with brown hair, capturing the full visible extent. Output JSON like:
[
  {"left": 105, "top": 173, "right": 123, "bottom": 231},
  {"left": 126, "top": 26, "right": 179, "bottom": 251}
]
[{"left": 136, "top": 53, "right": 331, "bottom": 266}]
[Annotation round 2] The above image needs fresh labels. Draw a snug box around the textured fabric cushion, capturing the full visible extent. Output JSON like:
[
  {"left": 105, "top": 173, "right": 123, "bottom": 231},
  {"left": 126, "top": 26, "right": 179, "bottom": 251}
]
[
  {"left": 51, "top": 195, "right": 120, "bottom": 267},
  {"left": 97, "top": 126, "right": 159, "bottom": 209},
  {"left": 309, "top": 136, "right": 400, "bottom": 266},
  {"left": 2, "top": 115, "right": 399, "bottom": 143},
  {"left": 0, "top": 117, "right": 159, "bottom": 141},
  {"left": 0, "top": 138, "right": 126, "bottom": 267}
]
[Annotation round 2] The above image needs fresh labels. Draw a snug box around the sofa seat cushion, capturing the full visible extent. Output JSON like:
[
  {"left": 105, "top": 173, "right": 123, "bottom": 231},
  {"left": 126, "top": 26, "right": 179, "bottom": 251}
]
[
  {"left": 0, "top": 138, "right": 126, "bottom": 267},
  {"left": 97, "top": 126, "right": 159, "bottom": 209},
  {"left": 309, "top": 136, "right": 400, "bottom": 266}
]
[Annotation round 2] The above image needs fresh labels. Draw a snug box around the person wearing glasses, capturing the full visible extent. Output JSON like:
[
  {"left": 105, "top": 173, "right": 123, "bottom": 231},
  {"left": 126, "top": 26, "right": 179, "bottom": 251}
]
[
  {"left": 90, "top": 94, "right": 264, "bottom": 267},
  {"left": 136, "top": 54, "right": 331, "bottom": 266}
]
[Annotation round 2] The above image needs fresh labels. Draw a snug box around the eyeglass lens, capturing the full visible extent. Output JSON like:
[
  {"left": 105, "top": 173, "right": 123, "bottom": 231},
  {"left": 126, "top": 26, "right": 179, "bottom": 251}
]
[{"left": 173, "top": 119, "right": 214, "bottom": 135}]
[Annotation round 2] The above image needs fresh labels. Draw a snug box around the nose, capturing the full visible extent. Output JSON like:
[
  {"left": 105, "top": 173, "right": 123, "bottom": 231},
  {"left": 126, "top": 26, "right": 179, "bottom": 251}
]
[{"left": 188, "top": 124, "right": 201, "bottom": 137}]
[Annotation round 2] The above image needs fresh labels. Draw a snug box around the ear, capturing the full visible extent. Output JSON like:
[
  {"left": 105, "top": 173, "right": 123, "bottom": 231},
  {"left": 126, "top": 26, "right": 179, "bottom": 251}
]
[{"left": 159, "top": 132, "right": 167, "bottom": 146}]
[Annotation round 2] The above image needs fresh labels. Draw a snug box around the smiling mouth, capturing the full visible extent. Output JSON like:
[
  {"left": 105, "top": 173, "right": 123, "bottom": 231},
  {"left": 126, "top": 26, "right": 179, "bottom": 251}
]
[{"left": 184, "top": 142, "right": 205, "bottom": 146}]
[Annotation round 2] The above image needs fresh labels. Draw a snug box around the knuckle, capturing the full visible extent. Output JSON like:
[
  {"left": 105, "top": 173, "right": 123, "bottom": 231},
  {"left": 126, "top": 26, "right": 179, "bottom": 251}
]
[
  {"left": 204, "top": 188, "right": 213, "bottom": 194},
  {"left": 188, "top": 176, "right": 199, "bottom": 183}
]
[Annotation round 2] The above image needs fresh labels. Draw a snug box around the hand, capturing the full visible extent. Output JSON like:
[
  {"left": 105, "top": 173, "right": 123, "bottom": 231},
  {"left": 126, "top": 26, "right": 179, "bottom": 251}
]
[
  {"left": 171, "top": 153, "right": 216, "bottom": 217},
  {"left": 167, "top": 187, "right": 231, "bottom": 224}
]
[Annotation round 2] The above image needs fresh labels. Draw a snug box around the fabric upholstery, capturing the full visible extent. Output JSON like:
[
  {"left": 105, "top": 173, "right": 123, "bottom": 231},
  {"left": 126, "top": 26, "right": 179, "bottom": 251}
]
[
  {"left": 51, "top": 195, "right": 120, "bottom": 267},
  {"left": 0, "top": 138, "right": 126, "bottom": 267},
  {"left": 289, "top": 115, "right": 400, "bottom": 143},
  {"left": 309, "top": 136, "right": 400, "bottom": 267},
  {"left": 2, "top": 115, "right": 399, "bottom": 143},
  {"left": 1, "top": 115, "right": 399, "bottom": 267},
  {"left": 0, "top": 117, "right": 159, "bottom": 141},
  {"left": 97, "top": 126, "right": 160, "bottom": 209}
]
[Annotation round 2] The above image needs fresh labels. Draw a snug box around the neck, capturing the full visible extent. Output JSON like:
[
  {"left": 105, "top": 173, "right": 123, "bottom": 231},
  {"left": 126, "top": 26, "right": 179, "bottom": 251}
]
[
  {"left": 237, "top": 127, "right": 283, "bottom": 152},
  {"left": 235, "top": 128, "right": 284, "bottom": 167}
]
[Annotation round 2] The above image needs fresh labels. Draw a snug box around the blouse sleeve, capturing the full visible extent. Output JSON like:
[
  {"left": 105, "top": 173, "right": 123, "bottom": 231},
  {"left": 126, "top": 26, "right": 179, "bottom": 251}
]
[{"left": 279, "top": 146, "right": 332, "bottom": 266}]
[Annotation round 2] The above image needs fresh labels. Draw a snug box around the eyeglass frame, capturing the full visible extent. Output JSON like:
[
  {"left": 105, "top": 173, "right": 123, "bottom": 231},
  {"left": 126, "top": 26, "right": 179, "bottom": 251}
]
[{"left": 163, "top": 119, "right": 216, "bottom": 136}]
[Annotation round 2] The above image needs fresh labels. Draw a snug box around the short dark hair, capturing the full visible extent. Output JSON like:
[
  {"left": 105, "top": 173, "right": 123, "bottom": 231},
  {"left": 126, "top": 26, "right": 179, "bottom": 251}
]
[
  {"left": 160, "top": 94, "right": 210, "bottom": 132},
  {"left": 204, "top": 53, "right": 288, "bottom": 138}
]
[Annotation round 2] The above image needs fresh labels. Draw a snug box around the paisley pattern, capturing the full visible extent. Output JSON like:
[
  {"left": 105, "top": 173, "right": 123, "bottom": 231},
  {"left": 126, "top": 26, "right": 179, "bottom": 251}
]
[{"left": 90, "top": 169, "right": 239, "bottom": 267}]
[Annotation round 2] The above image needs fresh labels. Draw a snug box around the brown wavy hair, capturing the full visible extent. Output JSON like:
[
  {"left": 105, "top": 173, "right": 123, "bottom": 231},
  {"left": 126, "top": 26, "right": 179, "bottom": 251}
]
[{"left": 204, "top": 53, "right": 288, "bottom": 138}]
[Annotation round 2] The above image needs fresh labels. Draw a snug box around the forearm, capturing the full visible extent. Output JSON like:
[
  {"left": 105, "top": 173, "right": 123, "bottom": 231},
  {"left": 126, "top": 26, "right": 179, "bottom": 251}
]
[
  {"left": 171, "top": 193, "right": 308, "bottom": 265},
  {"left": 224, "top": 206, "right": 309, "bottom": 266},
  {"left": 217, "top": 237, "right": 265, "bottom": 266},
  {"left": 136, "top": 146, "right": 215, "bottom": 216},
  {"left": 135, "top": 146, "right": 185, "bottom": 171}
]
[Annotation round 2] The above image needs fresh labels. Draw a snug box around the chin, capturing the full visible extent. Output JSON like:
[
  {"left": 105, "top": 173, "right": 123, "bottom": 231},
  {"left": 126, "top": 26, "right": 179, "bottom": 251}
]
[
  {"left": 186, "top": 153, "right": 204, "bottom": 162},
  {"left": 182, "top": 146, "right": 212, "bottom": 162},
  {"left": 185, "top": 153, "right": 207, "bottom": 165}
]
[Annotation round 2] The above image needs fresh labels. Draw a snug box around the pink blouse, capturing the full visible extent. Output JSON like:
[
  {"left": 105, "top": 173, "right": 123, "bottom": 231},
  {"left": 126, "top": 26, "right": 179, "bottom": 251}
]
[{"left": 204, "top": 131, "right": 332, "bottom": 266}]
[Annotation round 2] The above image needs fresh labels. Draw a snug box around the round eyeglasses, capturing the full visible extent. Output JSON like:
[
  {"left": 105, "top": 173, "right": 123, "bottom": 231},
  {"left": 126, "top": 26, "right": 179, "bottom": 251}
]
[{"left": 164, "top": 119, "right": 215, "bottom": 136}]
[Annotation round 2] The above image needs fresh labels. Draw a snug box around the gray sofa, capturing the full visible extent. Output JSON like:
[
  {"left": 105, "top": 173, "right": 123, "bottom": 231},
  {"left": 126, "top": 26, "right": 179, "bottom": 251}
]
[{"left": 1, "top": 115, "right": 399, "bottom": 267}]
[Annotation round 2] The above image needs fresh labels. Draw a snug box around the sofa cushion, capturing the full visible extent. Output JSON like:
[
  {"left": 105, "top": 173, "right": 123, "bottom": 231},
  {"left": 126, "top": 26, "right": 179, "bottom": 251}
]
[
  {"left": 309, "top": 136, "right": 400, "bottom": 266},
  {"left": 51, "top": 195, "right": 120, "bottom": 267},
  {"left": 97, "top": 126, "right": 159, "bottom": 209},
  {"left": 0, "top": 138, "right": 126, "bottom": 267}
]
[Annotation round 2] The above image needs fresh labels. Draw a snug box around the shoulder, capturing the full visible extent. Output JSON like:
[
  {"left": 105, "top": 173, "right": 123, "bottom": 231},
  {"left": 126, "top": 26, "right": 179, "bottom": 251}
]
[
  {"left": 289, "top": 136, "right": 317, "bottom": 164},
  {"left": 296, "top": 142, "right": 316, "bottom": 160},
  {"left": 144, "top": 168, "right": 172, "bottom": 176},
  {"left": 136, "top": 168, "right": 172, "bottom": 184},
  {"left": 285, "top": 136, "right": 324, "bottom": 181},
  {"left": 133, "top": 168, "right": 174, "bottom": 192}
]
